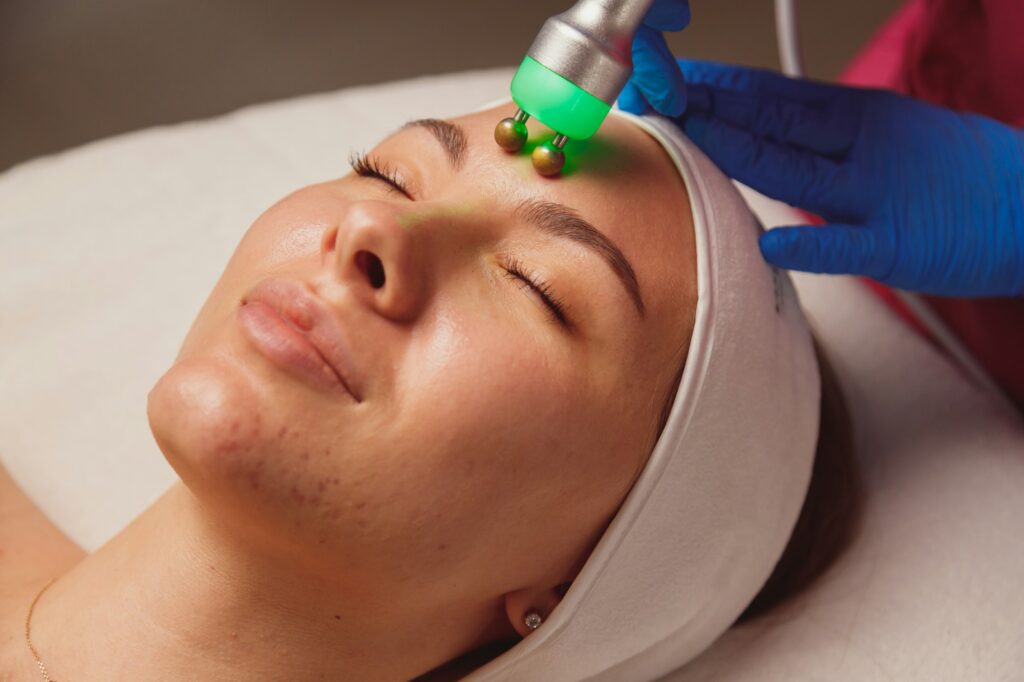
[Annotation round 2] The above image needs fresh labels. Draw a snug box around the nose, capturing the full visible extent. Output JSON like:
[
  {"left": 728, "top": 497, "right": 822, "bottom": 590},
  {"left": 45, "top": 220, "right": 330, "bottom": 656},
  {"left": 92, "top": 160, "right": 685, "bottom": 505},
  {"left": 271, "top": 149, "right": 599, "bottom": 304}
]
[{"left": 320, "top": 201, "right": 428, "bottom": 322}]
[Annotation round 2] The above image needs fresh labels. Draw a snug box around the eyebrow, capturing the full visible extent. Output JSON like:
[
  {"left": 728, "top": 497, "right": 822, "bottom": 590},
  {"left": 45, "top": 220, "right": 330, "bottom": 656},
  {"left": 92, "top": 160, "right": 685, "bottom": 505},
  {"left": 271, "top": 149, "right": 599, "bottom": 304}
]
[
  {"left": 402, "top": 118, "right": 468, "bottom": 170},
  {"left": 401, "top": 117, "right": 645, "bottom": 318},
  {"left": 513, "top": 198, "right": 646, "bottom": 318}
]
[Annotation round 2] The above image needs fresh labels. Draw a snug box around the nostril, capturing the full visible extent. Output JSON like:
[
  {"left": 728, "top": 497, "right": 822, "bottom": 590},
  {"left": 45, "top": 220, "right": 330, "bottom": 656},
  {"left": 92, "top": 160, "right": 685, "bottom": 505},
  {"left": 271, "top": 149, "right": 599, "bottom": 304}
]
[
  {"left": 322, "top": 226, "right": 339, "bottom": 253},
  {"left": 355, "top": 250, "right": 386, "bottom": 289}
]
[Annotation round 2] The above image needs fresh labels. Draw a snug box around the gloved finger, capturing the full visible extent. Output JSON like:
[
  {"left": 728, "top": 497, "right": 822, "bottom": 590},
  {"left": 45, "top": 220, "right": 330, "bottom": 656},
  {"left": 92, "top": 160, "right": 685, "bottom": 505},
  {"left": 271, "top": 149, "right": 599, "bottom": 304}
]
[
  {"left": 677, "top": 58, "right": 847, "bottom": 106},
  {"left": 644, "top": 0, "right": 691, "bottom": 31},
  {"left": 690, "top": 83, "right": 858, "bottom": 158},
  {"left": 683, "top": 112, "right": 859, "bottom": 218},
  {"left": 617, "top": 81, "right": 651, "bottom": 115},
  {"left": 629, "top": 25, "right": 687, "bottom": 117},
  {"left": 759, "top": 224, "right": 894, "bottom": 279}
]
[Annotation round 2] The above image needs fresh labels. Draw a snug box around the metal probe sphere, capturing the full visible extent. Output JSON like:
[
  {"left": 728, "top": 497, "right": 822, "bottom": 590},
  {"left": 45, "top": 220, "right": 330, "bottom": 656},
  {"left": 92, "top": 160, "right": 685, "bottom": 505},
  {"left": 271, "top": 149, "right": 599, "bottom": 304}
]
[
  {"left": 494, "top": 118, "right": 528, "bottom": 152},
  {"left": 531, "top": 144, "right": 565, "bottom": 176},
  {"left": 531, "top": 133, "right": 568, "bottom": 177},
  {"left": 494, "top": 108, "right": 530, "bottom": 153}
]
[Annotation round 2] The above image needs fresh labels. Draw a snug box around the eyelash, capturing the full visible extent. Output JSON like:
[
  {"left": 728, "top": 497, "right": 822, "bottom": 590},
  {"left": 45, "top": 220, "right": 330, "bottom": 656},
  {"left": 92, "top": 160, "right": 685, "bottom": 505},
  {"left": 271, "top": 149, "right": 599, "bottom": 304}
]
[
  {"left": 502, "top": 256, "right": 571, "bottom": 327},
  {"left": 350, "top": 152, "right": 570, "bottom": 328},
  {"left": 349, "top": 152, "right": 411, "bottom": 197}
]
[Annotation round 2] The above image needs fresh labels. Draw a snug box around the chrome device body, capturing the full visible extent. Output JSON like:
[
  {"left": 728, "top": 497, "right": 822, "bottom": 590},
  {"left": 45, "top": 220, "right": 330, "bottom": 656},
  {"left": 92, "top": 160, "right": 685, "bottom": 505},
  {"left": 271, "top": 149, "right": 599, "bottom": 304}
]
[
  {"left": 527, "top": 0, "right": 655, "bottom": 105},
  {"left": 495, "top": 0, "right": 655, "bottom": 176},
  {"left": 496, "top": 0, "right": 805, "bottom": 176}
]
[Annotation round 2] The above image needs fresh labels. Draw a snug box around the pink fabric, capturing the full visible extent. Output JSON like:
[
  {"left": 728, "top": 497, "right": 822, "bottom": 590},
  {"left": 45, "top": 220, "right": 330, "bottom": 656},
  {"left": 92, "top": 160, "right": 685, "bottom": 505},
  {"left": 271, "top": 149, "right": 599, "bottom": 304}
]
[
  {"left": 839, "top": 0, "right": 925, "bottom": 90},
  {"left": 837, "top": 0, "right": 1024, "bottom": 412},
  {"left": 842, "top": 0, "right": 1024, "bottom": 126}
]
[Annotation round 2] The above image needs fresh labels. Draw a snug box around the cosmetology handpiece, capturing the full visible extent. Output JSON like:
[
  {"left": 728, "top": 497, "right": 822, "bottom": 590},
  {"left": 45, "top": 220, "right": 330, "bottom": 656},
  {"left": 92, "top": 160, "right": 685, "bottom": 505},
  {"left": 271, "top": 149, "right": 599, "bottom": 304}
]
[{"left": 494, "top": 0, "right": 655, "bottom": 177}]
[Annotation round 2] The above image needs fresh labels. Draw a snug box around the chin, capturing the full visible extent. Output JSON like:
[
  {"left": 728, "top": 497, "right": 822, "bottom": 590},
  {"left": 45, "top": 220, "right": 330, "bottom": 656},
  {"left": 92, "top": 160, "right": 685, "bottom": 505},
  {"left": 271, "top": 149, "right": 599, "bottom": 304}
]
[
  {"left": 147, "top": 353, "right": 270, "bottom": 495},
  {"left": 145, "top": 352, "right": 350, "bottom": 559}
]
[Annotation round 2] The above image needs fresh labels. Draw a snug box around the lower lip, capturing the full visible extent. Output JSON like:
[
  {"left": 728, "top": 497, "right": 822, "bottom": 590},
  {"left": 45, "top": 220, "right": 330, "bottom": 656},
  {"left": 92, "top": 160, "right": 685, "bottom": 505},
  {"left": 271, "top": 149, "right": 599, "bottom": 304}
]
[{"left": 237, "top": 301, "right": 349, "bottom": 396}]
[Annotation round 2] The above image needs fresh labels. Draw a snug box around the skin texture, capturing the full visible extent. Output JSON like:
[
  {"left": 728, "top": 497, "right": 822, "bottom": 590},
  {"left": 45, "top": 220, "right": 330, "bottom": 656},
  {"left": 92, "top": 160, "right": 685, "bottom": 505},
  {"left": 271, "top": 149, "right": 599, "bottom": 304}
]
[{"left": 0, "top": 102, "right": 696, "bottom": 681}]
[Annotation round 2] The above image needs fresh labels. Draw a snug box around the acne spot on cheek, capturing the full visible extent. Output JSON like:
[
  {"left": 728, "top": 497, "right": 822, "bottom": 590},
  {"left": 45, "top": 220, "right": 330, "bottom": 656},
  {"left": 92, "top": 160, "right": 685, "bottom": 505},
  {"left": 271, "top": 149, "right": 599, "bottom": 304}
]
[
  {"left": 240, "top": 458, "right": 265, "bottom": 491},
  {"left": 350, "top": 498, "right": 370, "bottom": 530},
  {"left": 299, "top": 452, "right": 310, "bottom": 462},
  {"left": 215, "top": 421, "right": 241, "bottom": 454},
  {"left": 215, "top": 414, "right": 262, "bottom": 458},
  {"left": 437, "top": 543, "right": 447, "bottom": 552}
]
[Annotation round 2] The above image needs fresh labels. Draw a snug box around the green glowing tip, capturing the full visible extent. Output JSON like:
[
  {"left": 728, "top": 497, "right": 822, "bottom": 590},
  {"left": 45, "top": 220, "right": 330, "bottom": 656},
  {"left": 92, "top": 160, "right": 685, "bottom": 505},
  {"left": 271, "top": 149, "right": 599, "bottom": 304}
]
[{"left": 510, "top": 56, "right": 611, "bottom": 141}]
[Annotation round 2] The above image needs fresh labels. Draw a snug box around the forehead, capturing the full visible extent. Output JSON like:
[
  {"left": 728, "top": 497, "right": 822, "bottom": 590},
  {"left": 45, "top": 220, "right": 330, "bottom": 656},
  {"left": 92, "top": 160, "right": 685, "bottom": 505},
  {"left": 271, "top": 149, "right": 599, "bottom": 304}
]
[
  {"left": 457, "top": 104, "right": 689, "bottom": 240},
  {"left": 372, "top": 103, "right": 695, "bottom": 324}
]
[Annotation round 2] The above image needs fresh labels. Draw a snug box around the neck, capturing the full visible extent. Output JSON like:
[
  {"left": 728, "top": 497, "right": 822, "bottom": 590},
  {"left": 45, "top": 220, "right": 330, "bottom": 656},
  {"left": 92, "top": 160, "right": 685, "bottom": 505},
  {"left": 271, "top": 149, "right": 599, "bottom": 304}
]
[{"left": 14, "top": 482, "right": 504, "bottom": 681}]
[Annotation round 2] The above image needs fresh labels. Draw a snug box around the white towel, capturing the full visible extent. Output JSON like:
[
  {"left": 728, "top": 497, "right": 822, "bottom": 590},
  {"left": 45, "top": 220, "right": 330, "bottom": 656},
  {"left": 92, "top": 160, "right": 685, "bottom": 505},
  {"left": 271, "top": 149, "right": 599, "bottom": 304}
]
[{"left": 468, "top": 108, "right": 820, "bottom": 681}]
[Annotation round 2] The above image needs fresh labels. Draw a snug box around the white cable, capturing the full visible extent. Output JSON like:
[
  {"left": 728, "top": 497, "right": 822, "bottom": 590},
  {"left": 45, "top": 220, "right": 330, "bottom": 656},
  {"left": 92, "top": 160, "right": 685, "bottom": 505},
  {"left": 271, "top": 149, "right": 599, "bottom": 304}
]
[
  {"left": 770, "top": 3, "right": 1006, "bottom": 406},
  {"left": 774, "top": 0, "right": 804, "bottom": 77}
]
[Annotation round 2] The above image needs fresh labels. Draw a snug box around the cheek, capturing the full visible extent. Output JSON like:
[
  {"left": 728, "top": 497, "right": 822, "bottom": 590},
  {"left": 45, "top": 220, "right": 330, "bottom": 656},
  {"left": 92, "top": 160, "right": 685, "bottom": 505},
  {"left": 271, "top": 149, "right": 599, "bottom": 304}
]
[
  {"left": 223, "top": 202, "right": 333, "bottom": 298},
  {"left": 239, "top": 201, "right": 332, "bottom": 270},
  {"left": 404, "top": 308, "right": 583, "bottom": 460},
  {"left": 177, "top": 192, "right": 336, "bottom": 358},
  {"left": 365, "top": 313, "right": 607, "bottom": 576}
]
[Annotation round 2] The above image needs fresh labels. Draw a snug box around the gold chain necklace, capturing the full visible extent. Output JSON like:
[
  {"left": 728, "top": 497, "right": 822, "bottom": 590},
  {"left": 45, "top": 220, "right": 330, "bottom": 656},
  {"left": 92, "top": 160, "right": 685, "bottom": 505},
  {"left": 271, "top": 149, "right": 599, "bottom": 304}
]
[{"left": 24, "top": 575, "right": 59, "bottom": 682}]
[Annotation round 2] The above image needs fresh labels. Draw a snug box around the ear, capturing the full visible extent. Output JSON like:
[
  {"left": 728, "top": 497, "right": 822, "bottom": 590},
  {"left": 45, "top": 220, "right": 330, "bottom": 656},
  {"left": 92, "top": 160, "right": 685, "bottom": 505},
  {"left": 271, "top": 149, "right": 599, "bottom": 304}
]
[{"left": 503, "top": 581, "right": 572, "bottom": 637}]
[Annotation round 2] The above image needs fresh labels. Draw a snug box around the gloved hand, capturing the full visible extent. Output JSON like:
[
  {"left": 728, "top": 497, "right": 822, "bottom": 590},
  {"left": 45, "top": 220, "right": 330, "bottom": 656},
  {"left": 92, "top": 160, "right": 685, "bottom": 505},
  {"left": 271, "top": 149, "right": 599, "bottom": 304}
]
[
  {"left": 618, "top": 0, "right": 691, "bottom": 117},
  {"left": 621, "top": 59, "right": 1024, "bottom": 298}
]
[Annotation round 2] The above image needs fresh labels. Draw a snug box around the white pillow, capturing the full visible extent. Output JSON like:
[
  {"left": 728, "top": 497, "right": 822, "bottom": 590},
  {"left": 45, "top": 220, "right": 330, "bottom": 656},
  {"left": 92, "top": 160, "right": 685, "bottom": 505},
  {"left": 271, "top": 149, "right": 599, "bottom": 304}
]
[{"left": 2, "top": 68, "right": 1022, "bottom": 680}]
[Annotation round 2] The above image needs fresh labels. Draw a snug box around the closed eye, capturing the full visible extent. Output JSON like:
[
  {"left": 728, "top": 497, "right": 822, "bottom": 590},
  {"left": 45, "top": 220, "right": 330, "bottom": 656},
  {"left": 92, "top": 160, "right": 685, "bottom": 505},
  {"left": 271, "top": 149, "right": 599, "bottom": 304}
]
[
  {"left": 351, "top": 151, "right": 572, "bottom": 327},
  {"left": 349, "top": 152, "right": 413, "bottom": 199},
  {"left": 502, "top": 255, "right": 571, "bottom": 327}
]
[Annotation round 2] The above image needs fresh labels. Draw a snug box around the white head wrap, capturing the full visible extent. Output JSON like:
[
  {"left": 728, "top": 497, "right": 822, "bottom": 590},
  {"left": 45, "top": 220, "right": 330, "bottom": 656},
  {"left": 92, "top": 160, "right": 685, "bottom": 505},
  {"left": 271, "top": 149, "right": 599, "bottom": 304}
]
[{"left": 466, "top": 107, "right": 821, "bottom": 680}]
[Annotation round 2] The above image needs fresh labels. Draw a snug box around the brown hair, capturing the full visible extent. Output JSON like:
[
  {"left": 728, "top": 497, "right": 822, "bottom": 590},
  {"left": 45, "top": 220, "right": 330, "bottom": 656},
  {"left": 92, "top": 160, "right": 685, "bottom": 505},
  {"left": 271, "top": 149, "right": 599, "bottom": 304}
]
[{"left": 736, "top": 337, "right": 862, "bottom": 622}]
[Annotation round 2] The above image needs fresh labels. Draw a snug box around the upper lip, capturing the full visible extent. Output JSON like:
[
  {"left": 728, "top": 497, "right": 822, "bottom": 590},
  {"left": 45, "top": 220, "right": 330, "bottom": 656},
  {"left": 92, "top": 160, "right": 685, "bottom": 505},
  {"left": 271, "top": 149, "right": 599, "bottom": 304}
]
[{"left": 240, "top": 278, "right": 362, "bottom": 401}]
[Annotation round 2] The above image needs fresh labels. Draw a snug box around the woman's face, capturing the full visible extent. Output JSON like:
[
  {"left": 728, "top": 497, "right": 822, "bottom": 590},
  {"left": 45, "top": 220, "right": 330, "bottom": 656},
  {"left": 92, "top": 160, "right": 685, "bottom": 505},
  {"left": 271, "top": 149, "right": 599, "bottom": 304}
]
[{"left": 148, "top": 103, "right": 695, "bottom": 630}]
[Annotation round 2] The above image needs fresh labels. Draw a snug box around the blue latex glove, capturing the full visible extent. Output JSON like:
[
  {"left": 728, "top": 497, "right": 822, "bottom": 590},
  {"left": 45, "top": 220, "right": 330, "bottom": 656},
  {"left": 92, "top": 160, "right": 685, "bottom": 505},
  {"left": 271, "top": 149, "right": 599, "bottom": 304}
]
[
  {"left": 618, "top": 0, "right": 691, "bottom": 116},
  {"left": 620, "top": 59, "right": 1024, "bottom": 298}
]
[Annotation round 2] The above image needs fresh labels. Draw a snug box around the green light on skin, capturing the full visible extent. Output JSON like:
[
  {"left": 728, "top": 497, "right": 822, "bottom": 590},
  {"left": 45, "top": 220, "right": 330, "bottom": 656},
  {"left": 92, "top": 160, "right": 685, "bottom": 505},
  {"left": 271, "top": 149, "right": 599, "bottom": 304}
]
[
  {"left": 396, "top": 203, "right": 477, "bottom": 230},
  {"left": 499, "top": 115, "right": 624, "bottom": 180},
  {"left": 510, "top": 56, "right": 612, "bottom": 141}
]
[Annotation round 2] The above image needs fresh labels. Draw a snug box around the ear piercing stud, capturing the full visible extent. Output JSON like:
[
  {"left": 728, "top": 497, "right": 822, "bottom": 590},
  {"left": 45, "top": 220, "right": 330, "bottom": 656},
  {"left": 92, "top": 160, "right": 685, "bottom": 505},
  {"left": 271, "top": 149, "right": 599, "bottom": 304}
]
[{"left": 524, "top": 609, "right": 544, "bottom": 631}]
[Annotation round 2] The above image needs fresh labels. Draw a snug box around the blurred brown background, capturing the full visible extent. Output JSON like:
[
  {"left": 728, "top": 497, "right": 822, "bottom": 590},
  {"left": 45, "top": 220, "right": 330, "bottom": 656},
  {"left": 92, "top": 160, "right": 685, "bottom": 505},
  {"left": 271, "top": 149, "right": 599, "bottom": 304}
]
[{"left": 0, "top": 0, "right": 902, "bottom": 172}]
